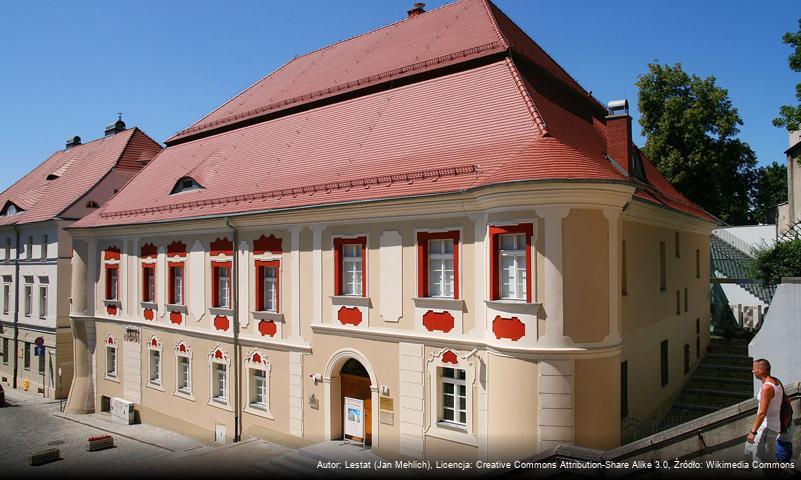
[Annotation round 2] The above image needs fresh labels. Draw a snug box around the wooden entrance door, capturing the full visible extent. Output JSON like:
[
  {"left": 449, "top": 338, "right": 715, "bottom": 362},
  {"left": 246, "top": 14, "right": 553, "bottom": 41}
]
[{"left": 341, "top": 372, "right": 372, "bottom": 445}]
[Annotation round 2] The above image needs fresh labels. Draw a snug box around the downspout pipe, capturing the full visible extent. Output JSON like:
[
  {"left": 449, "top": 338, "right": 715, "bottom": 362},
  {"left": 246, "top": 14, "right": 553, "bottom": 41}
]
[
  {"left": 225, "top": 217, "right": 241, "bottom": 442},
  {"left": 12, "top": 226, "right": 20, "bottom": 389}
]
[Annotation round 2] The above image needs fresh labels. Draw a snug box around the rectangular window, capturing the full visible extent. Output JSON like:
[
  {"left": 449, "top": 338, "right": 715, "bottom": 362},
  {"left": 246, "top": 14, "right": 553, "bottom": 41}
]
[
  {"left": 169, "top": 264, "right": 184, "bottom": 305},
  {"left": 3, "top": 283, "right": 9, "bottom": 314},
  {"left": 213, "top": 363, "right": 227, "bottom": 401},
  {"left": 659, "top": 241, "right": 666, "bottom": 291},
  {"left": 695, "top": 249, "right": 701, "bottom": 279},
  {"left": 621, "top": 361, "right": 628, "bottom": 419},
  {"left": 257, "top": 261, "right": 279, "bottom": 312},
  {"left": 674, "top": 231, "right": 680, "bottom": 258},
  {"left": 106, "top": 346, "right": 117, "bottom": 377},
  {"left": 696, "top": 318, "right": 701, "bottom": 357},
  {"left": 4, "top": 238, "right": 10, "bottom": 259},
  {"left": 40, "top": 235, "right": 48, "bottom": 260},
  {"left": 621, "top": 240, "right": 628, "bottom": 295},
  {"left": 441, "top": 367, "right": 467, "bottom": 425},
  {"left": 251, "top": 369, "right": 267, "bottom": 408},
  {"left": 490, "top": 224, "right": 533, "bottom": 302},
  {"left": 24, "top": 283, "right": 32, "bottom": 317},
  {"left": 38, "top": 285, "right": 47, "bottom": 319},
  {"left": 417, "top": 231, "right": 460, "bottom": 299},
  {"left": 2, "top": 337, "right": 8, "bottom": 364},
  {"left": 684, "top": 287, "right": 688, "bottom": 312},
  {"left": 660, "top": 339, "right": 669, "bottom": 387},
  {"left": 683, "top": 344, "right": 690, "bottom": 375},
  {"left": 38, "top": 347, "right": 45, "bottom": 375},
  {"left": 105, "top": 266, "right": 118, "bottom": 301},
  {"left": 212, "top": 263, "right": 231, "bottom": 308},
  {"left": 334, "top": 237, "right": 367, "bottom": 297},
  {"left": 26, "top": 236, "right": 33, "bottom": 259},
  {"left": 24, "top": 342, "right": 31, "bottom": 370},
  {"left": 676, "top": 290, "right": 681, "bottom": 315},
  {"left": 142, "top": 264, "right": 155, "bottom": 302},
  {"left": 177, "top": 356, "right": 191, "bottom": 393},
  {"left": 149, "top": 350, "right": 161, "bottom": 385}
]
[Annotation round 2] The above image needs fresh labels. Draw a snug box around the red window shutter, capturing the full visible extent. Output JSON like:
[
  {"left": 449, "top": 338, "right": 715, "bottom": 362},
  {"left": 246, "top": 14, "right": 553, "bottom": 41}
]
[
  {"left": 489, "top": 223, "right": 533, "bottom": 302},
  {"left": 105, "top": 267, "right": 112, "bottom": 300},
  {"left": 211, "top": 266, "right": 219, "bottom": 307},
  {"left": 256, "top": 265, "right": 264, "bottom": 311}
]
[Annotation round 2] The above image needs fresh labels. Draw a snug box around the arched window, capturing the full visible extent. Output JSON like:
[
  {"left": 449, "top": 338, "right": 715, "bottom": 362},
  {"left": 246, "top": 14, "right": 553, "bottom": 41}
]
[{"left": 170, "top": 177, "right": 203, "bottom": 194}]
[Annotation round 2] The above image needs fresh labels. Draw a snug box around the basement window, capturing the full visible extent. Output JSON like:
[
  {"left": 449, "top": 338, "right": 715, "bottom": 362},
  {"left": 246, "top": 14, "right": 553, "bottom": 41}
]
[{"left": 170, "top": 177, "right": 203, "bottom": 195}]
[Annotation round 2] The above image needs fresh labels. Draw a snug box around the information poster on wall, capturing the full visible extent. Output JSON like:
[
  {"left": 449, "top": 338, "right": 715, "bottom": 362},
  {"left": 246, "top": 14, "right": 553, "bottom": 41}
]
[{"left": 343, "top": 397, "right": 364, "bottom": 441}]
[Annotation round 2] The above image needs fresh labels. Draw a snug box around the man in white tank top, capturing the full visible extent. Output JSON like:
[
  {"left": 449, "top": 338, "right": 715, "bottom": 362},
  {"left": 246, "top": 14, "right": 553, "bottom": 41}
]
[{"left": 747, "top": 358, "right": 784, "bottom": 464}]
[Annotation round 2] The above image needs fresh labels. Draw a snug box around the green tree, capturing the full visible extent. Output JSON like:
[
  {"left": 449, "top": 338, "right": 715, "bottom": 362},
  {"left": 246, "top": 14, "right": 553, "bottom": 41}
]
[
  {"left": 636, "top": 63, "right": 757, "bottom": 225},
  {"left": 751, "top": 161, "right": 788, "bottom": 224},
  {"left": 773, "top": 19, "right": 801, "bottom": 132},
  {"left": 749, "top": 237, "right": 801, "bottom": 287}
]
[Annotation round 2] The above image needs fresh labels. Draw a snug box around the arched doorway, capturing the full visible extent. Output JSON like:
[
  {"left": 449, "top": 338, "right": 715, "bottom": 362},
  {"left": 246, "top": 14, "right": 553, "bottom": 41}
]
[{"left": 323, "top": 349, "right": 378, "bottom": 448}]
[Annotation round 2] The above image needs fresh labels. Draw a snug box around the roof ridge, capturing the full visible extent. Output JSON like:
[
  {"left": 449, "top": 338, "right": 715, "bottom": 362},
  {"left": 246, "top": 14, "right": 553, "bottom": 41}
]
[
  {"left": 480, "top": 0, "right": 509, "bottom": 50},
  {"left": 503, "top": 58, "right": 548, "bottom": 136}
]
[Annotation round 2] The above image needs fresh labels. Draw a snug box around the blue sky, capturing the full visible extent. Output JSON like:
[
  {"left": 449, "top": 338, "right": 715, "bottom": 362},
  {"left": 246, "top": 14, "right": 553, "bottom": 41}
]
[{"left": 1, "top": 1, "right": 799, "bottom": 193}]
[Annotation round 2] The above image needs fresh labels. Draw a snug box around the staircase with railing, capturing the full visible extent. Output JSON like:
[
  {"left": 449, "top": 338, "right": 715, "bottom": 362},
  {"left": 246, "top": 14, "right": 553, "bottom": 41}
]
[{"left": 710, "top": 232, "right": 776, "bottom": 304}]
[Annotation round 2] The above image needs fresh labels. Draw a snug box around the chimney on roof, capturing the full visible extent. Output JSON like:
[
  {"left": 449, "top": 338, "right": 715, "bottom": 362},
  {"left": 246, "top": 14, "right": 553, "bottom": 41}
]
[
  {"left": 407, "top": 2, "right": 425, "bottom": 18},
  {"left": 65, "top": 136, "right": 81, "bottom": 149},
  {"left": 105, "top": 113, "right": 126, "bottom": 137},
  {"left": 606, "top": 99, "right": 632, "bottom": 174}
]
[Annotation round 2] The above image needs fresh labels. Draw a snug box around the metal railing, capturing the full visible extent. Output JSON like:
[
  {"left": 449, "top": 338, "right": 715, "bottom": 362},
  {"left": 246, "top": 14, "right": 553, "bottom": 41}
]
[{"left": 711, "top": 229, "right": 758, "bottom": 257}]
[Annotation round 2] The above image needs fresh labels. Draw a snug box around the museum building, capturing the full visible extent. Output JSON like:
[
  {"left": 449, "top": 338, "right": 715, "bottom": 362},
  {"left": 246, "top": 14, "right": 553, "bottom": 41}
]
[{"left": 64, "top": 0, "right": 716, "bottom": 459}]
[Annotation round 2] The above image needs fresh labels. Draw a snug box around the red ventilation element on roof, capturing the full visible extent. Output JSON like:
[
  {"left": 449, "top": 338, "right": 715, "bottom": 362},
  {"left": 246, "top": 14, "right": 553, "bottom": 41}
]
[
  {"left": 140, "top": 243, "right": 157, "bottom": 259},
  {"left": 170, "top": 311, "right": 183, "bottom": 325},
  {"left": 441, "top": 350, "right": 458, "bottom": 365},
  {"left": 254, "top": 234, "right": 282, "bottom": 255},
  {"left": 143, "top": 308, "right": 154, "bottom": 321},
  {"left": 167, "top": 241, "right": 186, "bottom": 257},
  {"left": 407, "top": 2, "right": 426, "bottom": 18},
  {"left": 338, "top": 307, "right": 362, "bottom": 326},
  {"left": 492, "top": 316, "right": 525, "bottom": 341},
  {"left": 423, "top": 310, "right": 454, "bottom": 333},
  {"left": 258, "top": 320, "right": 277, "bottom": 337},
  {"left": 210, "top": 238, "right": 233, "bottom": 256},
  {"left": 214, "top": 315, "right": 230, "bottom": 331},
  {"left": 104, "top": 247, "right": 120, "bottom": 261}
]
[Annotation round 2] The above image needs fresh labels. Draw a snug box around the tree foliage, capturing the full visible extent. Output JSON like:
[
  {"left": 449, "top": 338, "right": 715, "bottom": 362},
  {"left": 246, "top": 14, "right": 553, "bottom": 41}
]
[
  {"left": 636, "top": 63, "right": 757, "bottom": 225},
  {"left": 752, "top": 161, "right": 788, "bottom": 224},
  {"left": 773, "top": 18, "right": 801, "bottom": 132},
  {"left": 749, "top": 237, "right": 801, "bottom": 287}
]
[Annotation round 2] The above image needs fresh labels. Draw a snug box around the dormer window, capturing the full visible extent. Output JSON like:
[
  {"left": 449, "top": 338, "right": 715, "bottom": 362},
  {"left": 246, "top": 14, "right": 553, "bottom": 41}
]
[
  {"left": 86, "top": 201, "right": 100, "bottom": 209},
  {"left": 171, "top": 177, "right": 203, "bottom": 195},
  {"left": 629, "top": 149, "right": 647, "bottom": 183},
  {"left": 1, "top": 202, "right": 22, "bottom": 217},
  {"left": 46, "top": 174, "right": 60, "bottom": 181}
]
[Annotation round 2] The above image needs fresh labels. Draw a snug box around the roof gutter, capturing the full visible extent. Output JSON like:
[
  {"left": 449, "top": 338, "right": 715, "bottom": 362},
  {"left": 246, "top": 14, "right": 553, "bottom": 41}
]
[
  {"left": 12, "top": 225, "right": 20, "bottom": 389},
  {"left": 225, "top": 217, "right": 242, "bottom": 443}
]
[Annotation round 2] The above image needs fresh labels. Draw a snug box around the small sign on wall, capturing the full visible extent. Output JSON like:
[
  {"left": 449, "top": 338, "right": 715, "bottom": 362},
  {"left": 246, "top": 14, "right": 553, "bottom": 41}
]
[{"left": 379, "top": 396, "right": 394, "bottom": 412}]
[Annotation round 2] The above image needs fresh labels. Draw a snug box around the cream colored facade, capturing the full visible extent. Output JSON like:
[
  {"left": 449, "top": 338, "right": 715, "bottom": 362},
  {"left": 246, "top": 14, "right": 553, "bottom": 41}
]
[{"left": 66, "top": 182, "right": 713, "bottom": 459}]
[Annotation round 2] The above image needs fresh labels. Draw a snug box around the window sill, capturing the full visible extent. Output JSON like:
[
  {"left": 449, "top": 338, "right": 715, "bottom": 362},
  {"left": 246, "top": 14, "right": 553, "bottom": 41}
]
[
  {"left": 174, "top": 389, "right": 195, "bottom": 402},
  {"left": 208, "top": 398, "right": 233, "bottom": 412},
  {"left": 166, "top": 304, "right": 188, "bottom": 313},
  {"left": 330, "top": 295, "right": 371, "bottom": 308},
  {"left": 104, "top": 300, "right": 121, "bottom": 306},
  {"left": 209, "top": 307, "right": 234, "bottom": 316},
  {"left": 484, "top": 300, "right": 541, "bottom": 315},
  {"left": 412, "top": 297, "right": 464, "bottom": 311},
  {"left": 244, "top": 404, "right": 274, "bottom": 420},
  {"left": 146, "top": 382, "right": 165, "bottom": 392},
  {"left": 428, "top": 422, "right": 478, "bottom": 447},
  {"left": 252, "top": 311, "right": 284, "bottom": 322},
  {"left": 141, "top": 301, "right": 157, "bottom": 310},
  {"left": 104, "top": 374, "right": 120, "bottom": 384}
]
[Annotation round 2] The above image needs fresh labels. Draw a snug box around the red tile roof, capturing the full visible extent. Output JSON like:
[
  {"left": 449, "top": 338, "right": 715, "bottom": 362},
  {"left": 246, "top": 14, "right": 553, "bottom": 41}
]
[
  {"left": 0, "top": 128, "right": 161, "bottom": 226},
  {"left": 74, "top": 0, "right": 713, "bottom": 228}
]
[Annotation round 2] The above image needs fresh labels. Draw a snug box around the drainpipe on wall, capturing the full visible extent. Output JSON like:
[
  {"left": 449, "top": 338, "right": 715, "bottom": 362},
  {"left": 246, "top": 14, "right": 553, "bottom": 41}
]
[
  {"left": 11, "top": 225, "right": 20, "bottom": 389},
  {"left": 225, "top": 217, "right": 241, "bottom": 443}
]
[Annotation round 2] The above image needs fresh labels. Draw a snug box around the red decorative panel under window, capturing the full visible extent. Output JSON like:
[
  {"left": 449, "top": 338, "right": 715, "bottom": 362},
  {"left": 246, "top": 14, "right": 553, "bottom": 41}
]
[
  {"left": 333, "top": 236, "right": 367, "bottom": 296},
  {"left": 492, "top": 316, "right": 526, "bottom": 341},
  {"left": 258, "top": 320, "right": 277, "bottom": 337},
  {"left": 416, "top": 230, "right": 460, "bottom": 298},
  {"left": 167, "top": 241, "right": 186, "bottom": 257},
  {"left": 210, "top": 237, "right": 233, "bottom": 257},
  {"left": 140, "top": 243, "right": 157, "bottom": 259},
  {"left": 441, "top": 350, "right": 458, "bottom": 365},
  {"left": 104, "top": 246, "right": 120, "bottom": 261},
  {"left": 256, "top": 260, "right": 280, "bottom": 312},
  {"left": 142, "top": 264, "right": 155, "bottom": 302},
  {"left": 143, "top": 308, "right": 154, "bottom": 321},
  {"left": 489, "top": 223, "right": 534, "bottom": 302},
  {"left": 213, "top": 315, "right": 230, "bottom": 331},
  {"left": 253, "top": 234, "right": 282, "bottom": 255},
  {"left": 170, "top": 311, "right": 183, "bottom": 325},
  {"left": 106, "top": 304, "right": 117, "bottom": 316},
  {"left": 337, "top": 306, "right": 362, "bottom": 326},
  {"left": 422, "top": 310, "right": 454, "bottom": 333}
]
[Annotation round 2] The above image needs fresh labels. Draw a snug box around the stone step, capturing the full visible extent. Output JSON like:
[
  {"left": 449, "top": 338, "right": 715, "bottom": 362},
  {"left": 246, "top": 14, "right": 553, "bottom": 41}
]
[
  {"left": 691, "top": 375, "right": 753, "bottom": 386},
  {"left": 697, "top": 363, "right": 752, "bottom": 372},
  {"left": 670, "top": 403, "right": 720, "bottom": 413},
  {"left": 682, "top": 387, "right": 752, "bottom": 399},
  {"left": 704, "top": 352, "right": 752, "bottom": 360}
]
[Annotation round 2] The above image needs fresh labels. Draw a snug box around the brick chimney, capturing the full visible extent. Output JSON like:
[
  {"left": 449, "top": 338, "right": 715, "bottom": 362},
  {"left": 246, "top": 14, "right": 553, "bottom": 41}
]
[
  {"left": 606, "top": 99, "right": 632, "bottom": 174},
  {"left": 407, "top": 2, "right": 425, "bottom": 18}
]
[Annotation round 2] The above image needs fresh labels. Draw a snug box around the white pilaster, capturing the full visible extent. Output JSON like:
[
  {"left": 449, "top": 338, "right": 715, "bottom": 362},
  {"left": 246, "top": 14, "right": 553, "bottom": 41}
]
[
  {"left": 289, "top": 226, "right": 302, "bottom": 341},
  {"left": 129, "top": 238, "right": 139, "bottom": 317},
  {"left": 535, "top": 206, "right": 570, "bottom": 346},
  {"left": 602, "top": 208, "right": 622, "bottom": 344},
  {"left": 237, "top": 240, "right": 249, "bottom": 328},
  {"left": 468, "top": 213, "right": 487, "bottom": 338},
  {"left": 289, "top": 351, "right": 304, "bottom": 437},
  {"left": 537, "top": 359, "right": 574, "bottom": 452},
  {"left": 477, "top": 351, "right": 489, "bottom": 460},
  {"left": 188, "top": 240, "right": 206, "bottom": 323},
  {"left": 156, "top": 246, "right": 166, "bottom": 316},
  {"left": 120, "top": 238, "right": 129, "bottom": 316},
  {"left": 311, "top": 224, "right": 325, "bottom": 325},
  {"left": 379, "top": 230, "right": 403, "bottom": 323},
  {"left": 399, "top": 342, "right": 424, "bottom": 458},
  {"left": 87, "top": 239, "right": 98, "bottom": 316}
]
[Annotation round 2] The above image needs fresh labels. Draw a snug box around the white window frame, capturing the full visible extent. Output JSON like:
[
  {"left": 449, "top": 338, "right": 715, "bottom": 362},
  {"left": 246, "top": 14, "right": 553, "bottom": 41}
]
[
  {"left": 3, "top": 282, "right": 10, "bottom": 315},
  {"left": 25, "top": 236, "right": 33, "bottom": 260},
  {"left": 2, "top": 337, "right": 8, "bottom": 364},
  {"left": 23, "top": 282, "right": 32, "bottom": 317},
  {"left": 425, "top": 348, "right": 476, "bottom": 446},
  {"left": 147, "top": 337, "right": 163, "bottom": 390},
  {"left": 40, "top": 235, "right": 48, "bottom": 260},
  {"left": 440, "top": 366, "right": 467, "bottom": 426},
  {"left": 498, "top": 233, "right": 527, "bottom": 301},
  {"left": 243, "top": 350, "right": 273, "bottom": 419},
  {"left": 427, "top": 238, "right": 455, "bottom": 298},
  {"left": 342, "top": 243, "right": 363, "bottom": 297},
  {"left": 104, "top": 335, "right": 118, "bottom": 381},
  {"left": 38, "top": 284, "right": 48, "bottom": 319},
  {"left": 208, "top": 346, "right": 231, "bottom": 410},
  {"left": 174, "top": 340, "right": 193, "bottom": 400},
  {"left": 23, "top": 342, "right": 31, "bottom": 370},
  {"left": 215, "top": 265, "right": 231, "bottom": 309},
  {"left": 170, "top": 264, "right": 184, "bottom": 305},
  {"left": 262, "top": 265, "right": 278, "bottom": 313}
]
